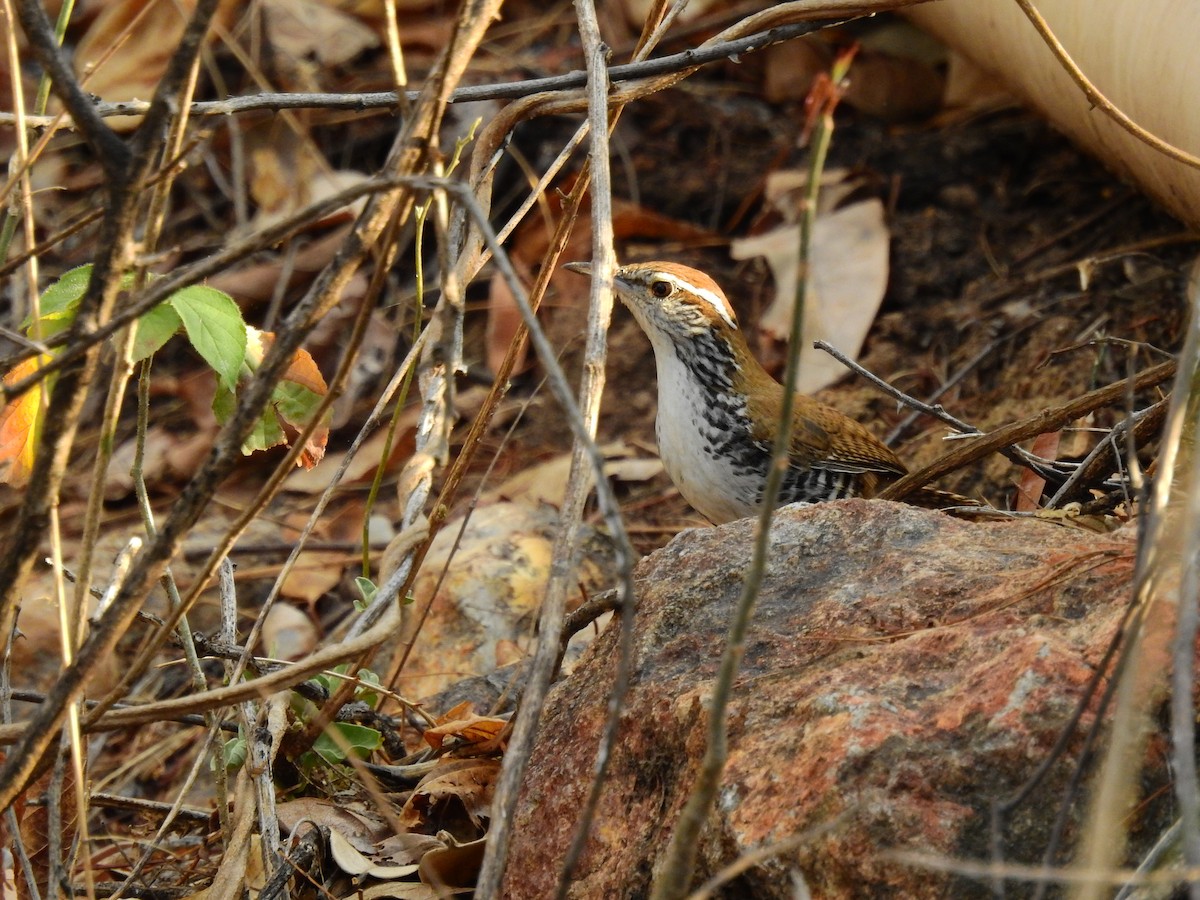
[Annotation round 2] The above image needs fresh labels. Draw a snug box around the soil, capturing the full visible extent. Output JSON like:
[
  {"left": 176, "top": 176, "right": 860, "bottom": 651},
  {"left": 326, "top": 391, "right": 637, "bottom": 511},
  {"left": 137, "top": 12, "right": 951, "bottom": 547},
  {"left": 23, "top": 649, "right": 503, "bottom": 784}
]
[{"left": 493, "top": 84, "right": 1190, "bottom": 554}]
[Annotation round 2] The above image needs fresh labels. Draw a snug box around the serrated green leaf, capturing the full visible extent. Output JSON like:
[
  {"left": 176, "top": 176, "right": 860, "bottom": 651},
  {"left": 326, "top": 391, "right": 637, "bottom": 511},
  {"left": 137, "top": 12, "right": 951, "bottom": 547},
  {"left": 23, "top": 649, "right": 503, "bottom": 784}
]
[
  {"left": 169, "top": 285, "right": 247, "bottom": 391},
  {"left": 131, "top": 303, "right": 182, "bottom": 361},
  {"left": 34, "top": 264, "right": 93, "bottom": 323},
  {"left": 25, "top": 264, "right": 93, "bottom": 340}
]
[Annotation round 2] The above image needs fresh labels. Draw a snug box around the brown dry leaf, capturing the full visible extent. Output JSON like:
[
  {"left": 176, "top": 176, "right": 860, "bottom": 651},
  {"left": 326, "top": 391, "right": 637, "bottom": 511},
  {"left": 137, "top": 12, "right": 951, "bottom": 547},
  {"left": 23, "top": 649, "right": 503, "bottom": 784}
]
[
  {"left": 73, "top": 0, "right": 239, "bottom": 127},
  {"left": 209, "top": 226, "right": 353, "bottom": 303},
  {"left": 731, "top": 172, "right": 889, "bottom": 393},
  {"left": 105, "top": 425, "right": 216, "bottom": 499},
  {"left": 11, "top": 760, "right": 76, "bottom": 897},
  {"left": 245, "top": 327, "right": 327, "bottom": 394},
  {"left": 374, "top": 832, "right": 449, "bottom": 866},
  {"left": 482, "top": 441, "right": 661, "bottom": 507},
  {"left": 285, "top": 407, "right": 418, "bottom": 494},
  {"left": 277, "top": 796, "right": 385, "bottom": 850},
  {"left": 423, "top": 714, "right": 508, "bottom": 751},
  {"left": 398, "top": 759, "right": 500, "bottom": 832},
  {"left": 417, "top": 837, "right": 485, "bottom": 893},
  {"left": 433, "top": 701, "right": 474, "bottom": 725},
  {"left": 277, "top": 551, "right": 345, "bottom": 604},
  {"left": 260, "top": 0, "right": 379, "bottom": 67},
  {"left": 243, "top": 326, "right": 330, "bottom": 468},
  {"left": 482, "top": 452, "right": 573, "bottom": 507},
  {"left": 1015, "top": 431, "right": 1061, "bottom": 512}
]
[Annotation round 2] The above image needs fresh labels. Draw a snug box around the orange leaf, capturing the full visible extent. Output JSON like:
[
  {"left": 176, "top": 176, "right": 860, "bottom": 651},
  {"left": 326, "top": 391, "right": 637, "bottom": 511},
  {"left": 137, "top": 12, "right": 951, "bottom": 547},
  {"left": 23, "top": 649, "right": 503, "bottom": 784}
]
[
  {"left": 1015, "top": 431, "right": 1061, "bottom": 512},
  {"left": 246, "top": 327, "right": 329, "bottom": 394},
  {"left": 0, "top": 356, "right": 50, "bottom": 487},
  {"left": 423, "top": 714, "right": 509, "bottom": 751}
]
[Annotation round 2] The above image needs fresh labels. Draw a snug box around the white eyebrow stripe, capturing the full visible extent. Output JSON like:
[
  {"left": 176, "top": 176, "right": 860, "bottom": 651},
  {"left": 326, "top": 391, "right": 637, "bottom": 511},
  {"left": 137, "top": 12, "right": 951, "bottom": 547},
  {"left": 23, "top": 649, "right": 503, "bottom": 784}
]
[{"left": 674, "top": 278, "right": 738, "bottom": 330}]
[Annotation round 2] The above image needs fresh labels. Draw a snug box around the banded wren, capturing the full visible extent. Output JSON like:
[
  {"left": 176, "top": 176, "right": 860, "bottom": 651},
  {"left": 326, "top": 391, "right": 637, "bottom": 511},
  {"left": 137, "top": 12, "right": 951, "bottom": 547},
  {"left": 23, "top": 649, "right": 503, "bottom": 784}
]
[{"left": 568, "top": 260, "right": 942, "bottom": 524}]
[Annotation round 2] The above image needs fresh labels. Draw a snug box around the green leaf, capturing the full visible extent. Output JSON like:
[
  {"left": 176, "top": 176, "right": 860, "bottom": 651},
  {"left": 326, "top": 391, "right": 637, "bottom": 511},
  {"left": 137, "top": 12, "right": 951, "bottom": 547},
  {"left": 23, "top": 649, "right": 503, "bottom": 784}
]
[
  {"left": 131, "top": 303, "right": 182, "bottom": 361},
  {"left": 354, "top": 576, "right": 377, "bottom": 611},
  {"left": 35, "top": 264, "right": 93, "bottom": 322},
  {"left": 222, "top": 737, "right": 247, "bottom": 771},
  {"left": 212, "top": 381, "right": 286, "bottom": 456},
  {"left": 310, "top": 723, "right": 382, "bottom": 765},
  {"left": 272, "top": 381, "right": 325, "bottom": 431},
  {"left": 26, "top": 264, "right": 94, "bottom": 339},
  {"left": 169, "top": 285, "right": 247, "bottom": 391}
]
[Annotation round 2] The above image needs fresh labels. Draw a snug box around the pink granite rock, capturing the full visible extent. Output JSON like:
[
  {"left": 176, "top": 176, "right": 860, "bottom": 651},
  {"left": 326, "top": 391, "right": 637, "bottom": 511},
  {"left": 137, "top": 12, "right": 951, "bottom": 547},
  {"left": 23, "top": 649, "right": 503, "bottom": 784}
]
[{"left": 503, "top": 500, "right": 1152, "bottom": 898}]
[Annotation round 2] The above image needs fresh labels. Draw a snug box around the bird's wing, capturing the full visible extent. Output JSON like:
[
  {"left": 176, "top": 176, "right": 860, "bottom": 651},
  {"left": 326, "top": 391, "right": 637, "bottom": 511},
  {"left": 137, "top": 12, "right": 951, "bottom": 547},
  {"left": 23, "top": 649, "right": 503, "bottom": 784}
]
[{"left": 801, "top": 405, "right": 907, "bottom": 477}]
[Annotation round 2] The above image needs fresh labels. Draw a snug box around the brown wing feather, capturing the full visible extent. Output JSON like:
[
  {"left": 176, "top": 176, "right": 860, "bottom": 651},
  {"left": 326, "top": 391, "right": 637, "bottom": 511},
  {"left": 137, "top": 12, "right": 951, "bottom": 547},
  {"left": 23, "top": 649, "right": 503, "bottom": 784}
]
[{"left": 746, "top": 376, "right": 905, "bottom": 476}]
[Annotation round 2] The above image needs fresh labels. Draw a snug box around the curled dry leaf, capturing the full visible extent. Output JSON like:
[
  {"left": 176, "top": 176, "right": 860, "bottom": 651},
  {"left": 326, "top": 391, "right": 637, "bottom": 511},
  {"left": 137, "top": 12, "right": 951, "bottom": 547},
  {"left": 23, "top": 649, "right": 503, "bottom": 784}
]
[
  {"left": 417, "top": 836, "right": 486, "bottom": 894},
  {"left": 398, "top": 758, "right": 500, "bottom": 834},
  {"left": 329, "top": 829, "right": 420, "bottom": 879},
  {"left": 422, "top": 714, "right": 508, "bottom": 751},
  {"left": 238, "top": 326, "right": 330, "bottom": 467}
]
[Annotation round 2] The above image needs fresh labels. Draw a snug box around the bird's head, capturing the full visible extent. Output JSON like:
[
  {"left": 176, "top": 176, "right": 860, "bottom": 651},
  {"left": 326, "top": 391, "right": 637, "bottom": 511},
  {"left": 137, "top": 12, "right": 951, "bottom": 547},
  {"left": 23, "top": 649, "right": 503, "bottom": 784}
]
[{"left": 565, "top": 261, "right": 741, "bottom": 348}]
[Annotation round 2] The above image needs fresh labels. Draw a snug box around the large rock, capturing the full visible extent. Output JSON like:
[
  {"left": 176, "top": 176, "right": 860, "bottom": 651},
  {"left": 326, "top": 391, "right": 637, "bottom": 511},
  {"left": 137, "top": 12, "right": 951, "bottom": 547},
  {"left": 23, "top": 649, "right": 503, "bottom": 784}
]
[{"left": 504, "top": 500, "right": 1154, "bottom": 898}]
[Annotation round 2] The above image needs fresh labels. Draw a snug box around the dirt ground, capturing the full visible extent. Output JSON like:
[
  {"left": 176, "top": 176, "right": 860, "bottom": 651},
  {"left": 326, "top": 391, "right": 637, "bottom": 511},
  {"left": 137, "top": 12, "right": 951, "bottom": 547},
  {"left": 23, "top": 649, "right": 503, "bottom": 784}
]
[{"left": 494, "top": 87, "right": 1190, "bottom": 553}]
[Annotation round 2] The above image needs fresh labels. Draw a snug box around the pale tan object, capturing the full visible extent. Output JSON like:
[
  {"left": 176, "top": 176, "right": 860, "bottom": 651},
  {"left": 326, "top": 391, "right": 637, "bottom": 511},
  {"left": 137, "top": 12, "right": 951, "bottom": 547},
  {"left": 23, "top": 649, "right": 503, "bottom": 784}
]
[{"left": 906, "top": 1, "right": 1200, "bottom": 229}]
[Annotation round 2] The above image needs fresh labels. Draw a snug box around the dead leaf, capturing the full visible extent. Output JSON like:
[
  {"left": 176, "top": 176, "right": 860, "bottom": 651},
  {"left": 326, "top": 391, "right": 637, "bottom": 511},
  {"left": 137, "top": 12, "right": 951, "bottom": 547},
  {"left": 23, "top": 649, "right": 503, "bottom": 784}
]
[
  {"left": 731, "top": 174, "right": 889, "bottom": 393},
  {"left": 418, "top": 837, "right": 485, "bottom": 893},
  {"left": 260, "top": 0, "right": 379, "bottom": 67},
  {"left": 285, "top": 407, "right": 418, "bottom": 494},
  {"left": 242, "top": 326, "right": 330, "bottom": 467},
  {"left": 398, "top": 759, "right": 500, "bottom": 833},
  {"left": 0, "top": 355, "right": 49, "bottom": 486},
  {"left": 1015, "top": 431, "right": 1061, "bottom": 512},
  {"left": 329, "top": 829, "right": 420, "bottom": 879},
  {"left": 423, "top": 714, "right": 508, "bottom": 751},
  {"left": 277, "top": 796, "right": 385, "bottom": 851},
  {"left": 72, "top": 0, "right": 238, "bottom": 129}
]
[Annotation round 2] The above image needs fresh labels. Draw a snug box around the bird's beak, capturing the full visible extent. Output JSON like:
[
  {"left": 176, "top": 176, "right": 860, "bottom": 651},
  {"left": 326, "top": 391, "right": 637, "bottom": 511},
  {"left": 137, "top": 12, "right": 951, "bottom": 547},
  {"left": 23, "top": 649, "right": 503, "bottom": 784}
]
[{"left": 563, "top": 261, "right": 592, "bottom": 276}]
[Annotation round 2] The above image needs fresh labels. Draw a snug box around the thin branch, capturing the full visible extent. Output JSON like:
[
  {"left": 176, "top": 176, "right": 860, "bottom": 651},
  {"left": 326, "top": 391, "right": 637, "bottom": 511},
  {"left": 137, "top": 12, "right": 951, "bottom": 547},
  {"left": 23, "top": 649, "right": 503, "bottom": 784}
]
[
  {"left": 0, "top": 0, "right": 223, "bottom": 797},
  {"left": 10, "top": 0, "right": 128, "bottom": 174},
  {"left": 815, "top": 339, "right": 1069, "bottom": 482},
  {"left": 876, "top": 360, "right": 1177, "bottom": 502},
  {"left": 0, "top": 11, "right": 928, "bottom": 128},
  {"left": 0, "top": 175, "right": 416, "bottom": 394}
]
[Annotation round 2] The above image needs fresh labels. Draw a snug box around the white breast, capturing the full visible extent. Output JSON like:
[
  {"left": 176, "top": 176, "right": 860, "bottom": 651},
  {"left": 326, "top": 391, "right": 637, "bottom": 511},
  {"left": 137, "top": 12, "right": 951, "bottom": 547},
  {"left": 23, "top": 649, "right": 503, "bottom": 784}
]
[{"left": 652, "top": 349, "right": 760, "bottom": 524}]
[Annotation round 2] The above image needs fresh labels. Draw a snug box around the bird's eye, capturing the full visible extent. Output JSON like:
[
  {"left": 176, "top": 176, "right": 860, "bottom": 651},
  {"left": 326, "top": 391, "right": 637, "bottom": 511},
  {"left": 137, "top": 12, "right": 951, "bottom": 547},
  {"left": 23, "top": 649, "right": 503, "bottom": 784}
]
[{"left": 650, "top": 280, "right": 672, "bottom": 298}]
